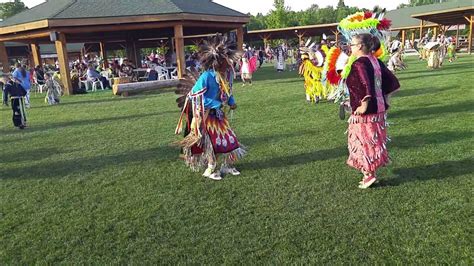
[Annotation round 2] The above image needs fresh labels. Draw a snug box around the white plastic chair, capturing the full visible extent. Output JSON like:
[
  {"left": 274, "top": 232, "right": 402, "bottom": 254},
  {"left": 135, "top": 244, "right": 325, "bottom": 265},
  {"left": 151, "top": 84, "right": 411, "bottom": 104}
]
[
  {"left": 170, "top": 68, "right": 178, "bottom": 79},
  {"left": 100, "top": 71, "right": 112, "bottom": 83},
  {"left": 32, "top": 79, "right": 45, "bottom": 94},
  {"left": 89, "top": 77, "right": 104, "bottom": 92},
  {"left": 155, "top": 66, "right": 169, "bottom": 80},
  {"left": 138, "top": 69, "right": 150, "bottom": 81},
  {"left": 79, "top": 77, "right": 91, "bottom": 91}
]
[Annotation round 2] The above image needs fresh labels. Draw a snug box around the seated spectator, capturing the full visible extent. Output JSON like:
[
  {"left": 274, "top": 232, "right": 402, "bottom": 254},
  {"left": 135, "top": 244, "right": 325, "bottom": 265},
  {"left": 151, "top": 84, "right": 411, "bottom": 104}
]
[
  {"left": 87, "top": 64, "right": 110, "bottom": 89},
  {"left": 34, "top": 65, "right": 45, "bottom": 85},
  {"left": 119, "top": 59, "right": 133, "bottom": 77}
]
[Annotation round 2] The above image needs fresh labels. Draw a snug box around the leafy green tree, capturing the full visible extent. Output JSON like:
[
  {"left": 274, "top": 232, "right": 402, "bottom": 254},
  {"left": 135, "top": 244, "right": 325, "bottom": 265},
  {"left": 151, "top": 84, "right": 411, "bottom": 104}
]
[
  {"left": 398, "top": 0, "right": 449, "bottom": 9},
  {"left": 265, "top": 0, "right": 291, "bottom": 29},
  {"left": 0, "top": 0, "right": 28, "bottom": 20},
  {"left": 248, "top": 13, "right": 266, "bottom": 30}
]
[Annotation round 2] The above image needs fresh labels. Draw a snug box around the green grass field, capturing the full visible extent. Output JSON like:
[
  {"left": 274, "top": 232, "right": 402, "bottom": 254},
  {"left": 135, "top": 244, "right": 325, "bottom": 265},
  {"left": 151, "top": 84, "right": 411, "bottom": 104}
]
[{"left": 1, "top": 55, "right": 473, "bottom": 264}]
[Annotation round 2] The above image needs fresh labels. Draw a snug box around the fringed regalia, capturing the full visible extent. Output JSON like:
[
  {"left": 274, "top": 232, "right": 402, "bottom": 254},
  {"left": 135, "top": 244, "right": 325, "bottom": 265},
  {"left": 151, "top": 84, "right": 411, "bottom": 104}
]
[
  {"left": 2, "top": 80, "right": 28, "bottom": 129},
  {"left": 447, "top": 42, "right": 456, "bottom": 62},
  {"left": 175, "top": 71, "right": 245, "bottom": 170},
  {"left": 174, "top": 35, "right": 245, "bottom": 172},
  {"left": 346, "top": 55, "right": 399, "bottom": 173},
  {"left": 336, "top": 12, "right": 400, "bottom": 178},
  {"left": 425, "top": 42, "right": 441, "bottom": 69},
  {"left": 299, "top": 56, "right": 324, "bottom": 102}
]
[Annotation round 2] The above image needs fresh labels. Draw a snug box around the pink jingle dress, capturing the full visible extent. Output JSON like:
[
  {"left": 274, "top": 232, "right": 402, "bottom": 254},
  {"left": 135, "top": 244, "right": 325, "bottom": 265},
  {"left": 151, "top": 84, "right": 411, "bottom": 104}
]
[{"left": 346, "top": 55, "right": 400, "bottom": 173}]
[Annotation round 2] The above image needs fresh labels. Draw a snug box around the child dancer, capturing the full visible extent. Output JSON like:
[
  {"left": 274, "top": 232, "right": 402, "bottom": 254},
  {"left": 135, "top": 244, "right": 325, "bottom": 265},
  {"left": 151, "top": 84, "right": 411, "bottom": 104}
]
[
  {"left": 44, "top": 73, "right": 62, "bottom": 105},
  {"left": 2, "top": 74, "right": 28, "bottom": 129},
  {"left": 175, "top": 35, "right": 245, "bottom": 180}
]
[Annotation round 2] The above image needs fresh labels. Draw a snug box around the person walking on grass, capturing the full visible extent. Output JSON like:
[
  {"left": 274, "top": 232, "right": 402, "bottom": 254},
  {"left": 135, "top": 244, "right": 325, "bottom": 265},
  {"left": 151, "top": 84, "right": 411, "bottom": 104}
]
[
  {"left": 240, "top": 46, "right": 256, "bottom": 86},
  {"left": 12, "top": 64, "right": 31, "bottom": 108},
  {"left": 44, "top": 73, "right": 62, "bottom": 105},
  {"left": 345, "top": 33, "right": 400, "bottom": 188},
  {"left": 2, "top": 74, "right": 28, "bottom": 129},
  {"left": 174, "top": 34, "right": 246, "bottom": 181}
]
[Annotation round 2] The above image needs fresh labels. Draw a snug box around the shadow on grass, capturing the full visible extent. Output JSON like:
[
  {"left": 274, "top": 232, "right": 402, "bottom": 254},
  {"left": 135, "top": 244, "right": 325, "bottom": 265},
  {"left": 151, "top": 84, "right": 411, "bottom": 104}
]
[
  {"left": 393, "top": 86, "right": 453, "bottom": 98},
  {"left": 239, "top": 146, "right": 347, "bottom": 171},
  {"left": 391, "top": 131, "right": 473, "bottom": 149},
  {"left": 239, "top": 130, "right": 471, "bottom": 171},
  {"left": 381, "top": 158, "right": 474, "bottom": 187},
  {"left": 0, "top": 148, "right": 64, "bottom": 164},
  {"left": 0, "top": 110, "right": 178, "bottom": 135},
  {"left": 398, "top": 69, "right": 474, "bottom": 82},
  {"left": 31, "top": 88, "right": 175, "bottom": 109},
  {"left": 390, "top": 100, "right": 473, "bottom": 120},
  {"left": 398, "top": 61, "right": 471, "bottom": 76},
  {"left": 0, "top": 145, "right": 177, "bottom": 180}
]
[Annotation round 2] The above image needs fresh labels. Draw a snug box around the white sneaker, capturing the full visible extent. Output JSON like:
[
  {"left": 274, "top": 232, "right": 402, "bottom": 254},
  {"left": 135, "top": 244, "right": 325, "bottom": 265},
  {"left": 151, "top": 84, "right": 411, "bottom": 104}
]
[
  {"left": 220, "top": 166, "right": 240, "bottom": 176},
  {"left": 203, "top": 167, "right": 222, "bottom": 180},
  {"left": 208, "top": 172, "right": 222, "bottom": 180},
  {"left": 358, "top": 176, "right": 377, "bottom": 189},
  {"left": 202, "top": 167, "right": 214, "bottom": 178}
]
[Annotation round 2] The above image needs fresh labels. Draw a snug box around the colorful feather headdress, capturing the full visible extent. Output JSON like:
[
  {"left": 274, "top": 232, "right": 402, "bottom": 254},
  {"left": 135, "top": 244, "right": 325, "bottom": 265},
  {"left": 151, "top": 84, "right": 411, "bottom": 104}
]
[{"left": 338, "top": 11, "right": 392, "bottom": 61}]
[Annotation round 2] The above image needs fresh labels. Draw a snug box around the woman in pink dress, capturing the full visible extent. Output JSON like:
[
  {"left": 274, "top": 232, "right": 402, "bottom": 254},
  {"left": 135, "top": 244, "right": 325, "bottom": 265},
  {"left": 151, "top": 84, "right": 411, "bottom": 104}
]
[{"left": 346, "top": 34, "right": 400, "bottom": 188}]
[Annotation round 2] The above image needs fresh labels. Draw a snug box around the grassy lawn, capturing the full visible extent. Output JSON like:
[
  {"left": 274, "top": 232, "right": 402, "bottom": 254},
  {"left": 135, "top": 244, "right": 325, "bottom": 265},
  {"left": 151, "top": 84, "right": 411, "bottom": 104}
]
[{"left": 0, "top": 55, "right": 473, "bottom": 264}]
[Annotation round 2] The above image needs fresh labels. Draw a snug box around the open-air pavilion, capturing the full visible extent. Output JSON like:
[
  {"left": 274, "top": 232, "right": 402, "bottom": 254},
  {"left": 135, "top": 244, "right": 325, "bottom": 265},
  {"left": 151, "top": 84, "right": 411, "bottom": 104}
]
[
  {"left": 412, "top": 6, "right": 474, "bottom": 54},
  {"left": 0, "top": 0, "right": 249, "bottom": 95},
  {"left": 386, "top": 0, "right": 473, "bottom": 49}
]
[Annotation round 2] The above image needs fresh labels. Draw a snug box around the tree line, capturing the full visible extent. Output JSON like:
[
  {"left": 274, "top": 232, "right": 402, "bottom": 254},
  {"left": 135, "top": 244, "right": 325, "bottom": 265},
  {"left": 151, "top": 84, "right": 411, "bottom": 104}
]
[{"left": 247, "top": 0, "right": 450, "bottom": 31}]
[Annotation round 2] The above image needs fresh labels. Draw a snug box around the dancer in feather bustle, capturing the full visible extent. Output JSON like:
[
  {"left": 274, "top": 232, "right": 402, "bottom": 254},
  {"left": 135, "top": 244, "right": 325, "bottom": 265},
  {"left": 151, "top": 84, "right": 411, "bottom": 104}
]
[
  {"left": 175, "top": 35, "right": 245, "bottom": 181},
  {"left": 299, "top": 41, "right": 326, "bottom": 103}
]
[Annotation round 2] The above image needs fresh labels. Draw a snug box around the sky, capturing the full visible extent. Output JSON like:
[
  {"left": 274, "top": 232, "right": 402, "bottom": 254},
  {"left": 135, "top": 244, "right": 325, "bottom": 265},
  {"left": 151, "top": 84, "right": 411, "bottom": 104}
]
[{"left": 13, "top": 0, "right": 410, "bottom": 15}]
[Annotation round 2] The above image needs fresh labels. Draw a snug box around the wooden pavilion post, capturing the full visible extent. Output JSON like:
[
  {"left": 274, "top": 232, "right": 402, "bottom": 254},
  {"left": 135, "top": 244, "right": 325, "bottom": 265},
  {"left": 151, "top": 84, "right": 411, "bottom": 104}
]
[
  {"left": 174, "top": 24, "right": 186, "bottom": 78},
  {"left": 411, "top": 31, "right": 415, "bottom": 48},
  {"left": 468, "top": 15, "right": 473, "bottom": 54},
  {"left": 401, "top": 30, "right": 406, "bottom": 49},
  {"left": 126, "top": 39, "right": 140, "bottom": 66},
  {"left": 419, "top": 20, "right": 424, "bottom": 40},
  {"left": 456, "top": 24, "right": 460, "bottom": 48},
  {"left": 236, "top": 26, "right": 244, "bottom": 52},
  {"left": 261, "top": 34, "right": 271, "bottom": 49},
  {"left": 296, "top": 33, "right": 305, "bottom": 45},
  {"left": 433, "top": 26, "right": 438, "bottom": 37},
  {"left": 31, "top": 43, "right": 42, "bottom": 67},
  {"left": 99, "top": 41, "right": 108, "bottom": 69},
  {"left": 332, "top": 30, "right": 339, "bottom": 44},
  {"left": 0, "top": 42, "right": 10, "bottom": 73},
  {"left": 54, "top": 32, "right": 73, "bottom": 95}
]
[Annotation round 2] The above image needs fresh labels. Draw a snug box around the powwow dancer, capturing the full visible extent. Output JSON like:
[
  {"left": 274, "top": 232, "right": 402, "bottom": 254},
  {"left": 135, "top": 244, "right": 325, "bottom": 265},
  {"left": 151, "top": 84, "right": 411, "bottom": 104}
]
[
  {"left": 275, "top": 45, "right": 286, "bottom": 72},
  {"left": 240, "top": 46, "right": 257, "bottom": 86},
  {"left": 337, "top": 11, "right": 400, "bottom": 189},
  {"left": 44, "top": 73, "right": 62, "bottom": 105},
  {"left": 387, "top": 39, "right": 407, "bottom": 72},
  {"left": 2, "top": 74, "right": 28, "bottom": 129},
  {"left": 447, "top": 39, "right": 457, "bottom": 63},
  {"left": 425, "top": 42, "right": 441, "bottom": 69},
  {"left": 174, "top": 35, "right": 246, "bottom": 181},
  {"left": 299, "top": 40, "right": 326, "bottom": 103}
]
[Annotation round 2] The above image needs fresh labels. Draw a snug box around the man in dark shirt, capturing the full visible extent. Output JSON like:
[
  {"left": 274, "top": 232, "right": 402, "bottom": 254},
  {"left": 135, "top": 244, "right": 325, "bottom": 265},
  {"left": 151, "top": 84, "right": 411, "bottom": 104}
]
[{"left": 2, "top": 75, "right": 27, "bottom": 129}]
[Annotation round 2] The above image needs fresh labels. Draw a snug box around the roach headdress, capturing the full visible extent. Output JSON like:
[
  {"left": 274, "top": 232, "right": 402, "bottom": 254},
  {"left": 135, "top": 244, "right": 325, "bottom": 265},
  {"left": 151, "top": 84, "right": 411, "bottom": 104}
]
[{"left": 199, "top": 34, "right": 240, "bottom": 71}]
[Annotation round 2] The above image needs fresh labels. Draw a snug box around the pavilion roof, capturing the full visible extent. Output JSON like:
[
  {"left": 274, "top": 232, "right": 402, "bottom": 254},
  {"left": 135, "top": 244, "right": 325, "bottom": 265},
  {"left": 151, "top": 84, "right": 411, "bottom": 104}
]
[
  {"left": 0, "top": 0, "right": 247, "bottom": 28},
  {"left": 386, "top": 0, "right": 473, "bottom": 30},
  {"left": 412, "top": 6, "right": 474, "bottom": 25}
]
